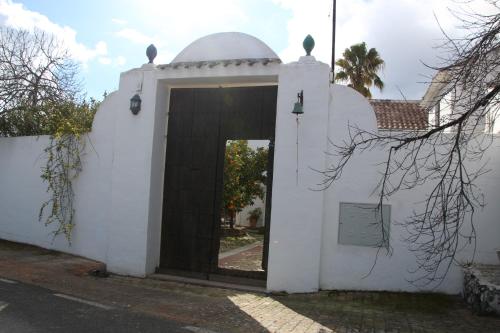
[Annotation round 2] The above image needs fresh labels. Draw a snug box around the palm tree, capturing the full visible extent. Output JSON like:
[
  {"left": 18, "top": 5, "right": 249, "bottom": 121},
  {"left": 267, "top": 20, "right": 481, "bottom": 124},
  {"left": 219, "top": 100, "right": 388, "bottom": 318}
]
[{"left": 335, "top": 42, "right": 385, "bottom": 98}]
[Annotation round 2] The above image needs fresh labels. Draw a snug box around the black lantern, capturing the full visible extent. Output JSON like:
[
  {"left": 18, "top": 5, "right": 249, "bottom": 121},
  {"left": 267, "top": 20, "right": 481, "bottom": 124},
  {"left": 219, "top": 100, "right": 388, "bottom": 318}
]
[
  {"left": 130, "top": 94, "right": 141, "bottom": 115},
  {"left": 292, "top": 90, "right": 304, "bottom": 115}
]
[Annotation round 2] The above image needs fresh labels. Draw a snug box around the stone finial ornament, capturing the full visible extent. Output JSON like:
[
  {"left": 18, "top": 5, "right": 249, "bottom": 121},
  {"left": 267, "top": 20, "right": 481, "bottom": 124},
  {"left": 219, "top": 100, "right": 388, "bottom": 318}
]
[
  {"left": 303, "top": 35, "right": 315, "bottom": 56},
  {"left": 146, "top": 44, "right": 157, "bottom": 64}
]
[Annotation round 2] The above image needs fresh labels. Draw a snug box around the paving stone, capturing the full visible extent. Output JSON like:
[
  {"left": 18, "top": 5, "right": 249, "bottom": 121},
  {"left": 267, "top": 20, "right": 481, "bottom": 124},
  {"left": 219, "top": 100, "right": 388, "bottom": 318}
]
[
  {"left": 1, "top": 239, "right": 500, "bottom": 333},
  {"left": 218, "top": 242, "right": 264, "bottom": 271}
]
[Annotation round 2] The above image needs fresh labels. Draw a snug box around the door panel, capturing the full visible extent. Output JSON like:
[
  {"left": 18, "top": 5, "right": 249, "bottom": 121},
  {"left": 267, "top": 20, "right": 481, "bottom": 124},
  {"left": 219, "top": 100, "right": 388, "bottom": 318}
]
[{"left": 160, "top": 86, "right": 277, "bottom": 276}]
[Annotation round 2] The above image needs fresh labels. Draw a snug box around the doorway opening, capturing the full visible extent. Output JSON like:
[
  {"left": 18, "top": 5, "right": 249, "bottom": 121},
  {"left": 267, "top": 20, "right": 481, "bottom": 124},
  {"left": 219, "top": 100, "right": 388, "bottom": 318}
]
[{"left": 216, "top": 139, "right": 270, "bottom": 278}]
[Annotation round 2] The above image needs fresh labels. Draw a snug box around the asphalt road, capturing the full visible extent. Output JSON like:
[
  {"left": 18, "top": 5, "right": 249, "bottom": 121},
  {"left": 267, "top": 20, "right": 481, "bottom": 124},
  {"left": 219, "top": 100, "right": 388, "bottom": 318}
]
[{"left": 0, "top": 278, "right": 198, "bottom": 333}]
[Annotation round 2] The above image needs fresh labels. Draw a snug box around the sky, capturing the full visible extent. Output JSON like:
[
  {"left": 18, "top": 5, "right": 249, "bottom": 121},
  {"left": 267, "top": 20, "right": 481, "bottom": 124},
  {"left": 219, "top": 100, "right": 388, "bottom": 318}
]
[{"left": 0, "top": 0, "right": 495, "bottom": 100}]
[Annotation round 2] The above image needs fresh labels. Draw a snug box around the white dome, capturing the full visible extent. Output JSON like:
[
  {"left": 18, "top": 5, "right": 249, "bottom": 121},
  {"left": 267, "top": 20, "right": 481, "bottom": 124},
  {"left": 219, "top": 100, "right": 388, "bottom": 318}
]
[{"left": 171, "top": 32, "right": 279, "bottom": 63}]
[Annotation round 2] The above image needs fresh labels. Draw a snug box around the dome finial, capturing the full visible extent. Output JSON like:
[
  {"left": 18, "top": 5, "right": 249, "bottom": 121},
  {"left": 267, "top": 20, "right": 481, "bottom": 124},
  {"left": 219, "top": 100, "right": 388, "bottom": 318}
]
[
  {"left": 303, "top": 35, "right": 315, "bottom": 56},
  {"left": 146, "top": 44, "right": 157, "bottom": 64}
]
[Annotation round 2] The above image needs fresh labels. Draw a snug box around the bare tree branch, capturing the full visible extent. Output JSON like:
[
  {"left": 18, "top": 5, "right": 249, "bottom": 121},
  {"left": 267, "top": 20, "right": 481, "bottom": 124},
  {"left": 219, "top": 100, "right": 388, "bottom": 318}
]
[
  {"left": 0, "top": 27, "right": 81, "bottom": 136},
  {"left": 323, "top": 0, "right": 500, "bottom": 288}
]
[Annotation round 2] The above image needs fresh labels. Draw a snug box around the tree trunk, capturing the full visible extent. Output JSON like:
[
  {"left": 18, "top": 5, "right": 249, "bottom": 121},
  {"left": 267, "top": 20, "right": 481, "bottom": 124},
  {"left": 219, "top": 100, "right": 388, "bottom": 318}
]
[{"left": 229, "top": 211, "right": 235, "bottom": 229}]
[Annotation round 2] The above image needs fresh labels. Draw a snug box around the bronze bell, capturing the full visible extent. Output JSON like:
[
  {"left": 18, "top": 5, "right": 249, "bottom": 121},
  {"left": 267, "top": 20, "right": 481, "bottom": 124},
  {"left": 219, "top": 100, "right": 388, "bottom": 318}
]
[{"left": 292, "top": 90, "right": 304, "bottom": 115}]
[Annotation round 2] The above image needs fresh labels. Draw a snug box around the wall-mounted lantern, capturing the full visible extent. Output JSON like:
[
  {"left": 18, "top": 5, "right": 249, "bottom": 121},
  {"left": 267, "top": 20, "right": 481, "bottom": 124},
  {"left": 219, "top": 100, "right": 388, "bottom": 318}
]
[
  {"left": 292, "top": 90, "right": 304, "bottom": 186},
  {"left": 130, "top": 94, "right": 142, "bottom": 115},
  {"left": 292, "top": 90, "right": 304, "bottom": 115}
]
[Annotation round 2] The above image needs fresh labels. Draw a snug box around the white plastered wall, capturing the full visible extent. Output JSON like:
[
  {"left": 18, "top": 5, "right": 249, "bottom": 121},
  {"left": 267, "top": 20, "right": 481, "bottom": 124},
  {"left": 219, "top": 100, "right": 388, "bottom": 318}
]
[
  {"left": 1, "top": 53, "right": 499, "bottom": 294},
  {"left": 0, "top": 61, "right": 281, "bottom": 276},
  {"left": 0, "top": 90, "right": 118, "bottom": 262},
  {"left": 266, "top": 56, "right": 330, "bottom": 293},
  {"left": 318, "top": 85, "right": 500, "bottom": 294}
]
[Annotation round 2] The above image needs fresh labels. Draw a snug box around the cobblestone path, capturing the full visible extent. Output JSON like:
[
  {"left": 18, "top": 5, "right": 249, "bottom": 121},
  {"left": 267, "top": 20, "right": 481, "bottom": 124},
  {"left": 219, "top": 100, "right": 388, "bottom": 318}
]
[
  {"left": 219, "top": 242, "right": 264, "bottom": 271},
  {"left": 1, "top": 240, "right": 500, "bottom": 333}
]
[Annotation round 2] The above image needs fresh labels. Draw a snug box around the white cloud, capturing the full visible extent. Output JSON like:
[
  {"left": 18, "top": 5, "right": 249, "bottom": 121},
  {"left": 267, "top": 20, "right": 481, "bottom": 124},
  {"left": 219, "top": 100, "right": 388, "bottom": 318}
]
[
  {"left": 134, "top": 0, "right": 248, "bottom": 39},
  {"left": 116, "top": 56, "right": 126, "bottom": 66},
  {"left": 273, "top": 0, "right": 496, "bottom": 99},
  {"left": 115, "top": 29, "right": 173, "bottom": 64},
  {"left": 111, "top": 18, "right": 127, "bottom": 25},
  {"left": 98, "top": 57, "right": 112, "bottom": 65},
  {"left": 154, "top": 48, "right": 176, "bottom": 65},
  {"left": 99, "top": 55, "right": 129, "bottom": 67},
  {"left": 113, "top": 0, "right": 250, "bottom": 64},
  {"left": 2, "top": 0, "right": 494, "bottom": 98},
  {"left": 115, "top": 28, "right": 156, "bottom": 46},
  {"left": 94, "top": 41, "right": 107, "bottom": 55},
  {"left": 0, "top": 0, "right": 107, "bottom": 64}
]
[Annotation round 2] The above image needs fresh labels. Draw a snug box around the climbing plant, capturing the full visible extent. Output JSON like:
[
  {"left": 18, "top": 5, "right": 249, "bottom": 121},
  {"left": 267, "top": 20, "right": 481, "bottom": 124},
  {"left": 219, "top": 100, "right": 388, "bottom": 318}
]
[
  {"left": 0, "top": 27, "right": 99, "bottom": 242},
  {"left": 38, "top": 100, "right": 98, "bottom": 242},
  {"left": 1, "top": 100, "right": 97, "bottom": 242}
]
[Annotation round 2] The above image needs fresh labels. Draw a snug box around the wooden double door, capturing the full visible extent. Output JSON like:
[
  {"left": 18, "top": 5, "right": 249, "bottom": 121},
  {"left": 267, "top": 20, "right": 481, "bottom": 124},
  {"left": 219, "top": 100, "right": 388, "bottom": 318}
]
[{"left": 160, "top": 86, "right": 277, "bottom": 279}]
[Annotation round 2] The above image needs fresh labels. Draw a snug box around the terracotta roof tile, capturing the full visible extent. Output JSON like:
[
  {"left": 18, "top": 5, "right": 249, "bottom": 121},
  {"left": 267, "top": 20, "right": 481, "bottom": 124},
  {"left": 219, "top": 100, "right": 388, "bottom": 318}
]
[{"left": 370, "top": 99, "right": 428, "bottom": 130}]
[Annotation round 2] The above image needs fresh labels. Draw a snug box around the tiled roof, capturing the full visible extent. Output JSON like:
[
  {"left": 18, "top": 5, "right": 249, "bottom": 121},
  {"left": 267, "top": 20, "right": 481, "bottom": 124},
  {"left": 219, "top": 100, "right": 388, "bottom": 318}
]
[{"left": 370, "top": 99, "right": 428, "bottom": 130}]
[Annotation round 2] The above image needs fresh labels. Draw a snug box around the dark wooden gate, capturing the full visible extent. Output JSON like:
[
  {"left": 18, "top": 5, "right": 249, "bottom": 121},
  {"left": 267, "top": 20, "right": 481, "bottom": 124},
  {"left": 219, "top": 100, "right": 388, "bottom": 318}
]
[{"left": 160, "top": 86, "right": 277, "bottom": 278}]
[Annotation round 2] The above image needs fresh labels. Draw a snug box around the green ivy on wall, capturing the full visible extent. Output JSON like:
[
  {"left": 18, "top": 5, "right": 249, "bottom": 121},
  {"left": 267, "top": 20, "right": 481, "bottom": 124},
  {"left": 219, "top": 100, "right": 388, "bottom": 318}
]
[
  {"left": 0, "top": 28, "right": 100, "bottom": 243},
  {"left": 37, "top": 100, "right": 98, "bottom": 242}
]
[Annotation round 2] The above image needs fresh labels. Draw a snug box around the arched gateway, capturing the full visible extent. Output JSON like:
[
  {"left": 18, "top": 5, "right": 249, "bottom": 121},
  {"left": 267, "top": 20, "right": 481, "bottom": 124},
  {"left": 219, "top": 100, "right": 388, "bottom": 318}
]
[
  {"left": 101, "top": 31, "right": 336, "bottom": 292},
  {"left": 159, "top": 33, "right": 282, "bottom": 283}
]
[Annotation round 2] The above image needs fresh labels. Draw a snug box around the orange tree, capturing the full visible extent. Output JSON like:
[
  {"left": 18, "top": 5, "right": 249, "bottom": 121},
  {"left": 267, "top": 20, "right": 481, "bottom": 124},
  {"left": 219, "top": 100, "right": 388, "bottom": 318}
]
[{"left": 222, "top": 140, "right": 268, "bottom": 228}]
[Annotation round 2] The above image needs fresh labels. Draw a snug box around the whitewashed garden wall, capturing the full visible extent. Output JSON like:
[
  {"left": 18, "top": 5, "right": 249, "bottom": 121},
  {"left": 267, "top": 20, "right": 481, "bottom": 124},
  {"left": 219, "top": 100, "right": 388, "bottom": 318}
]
[
  {"left": 321, "top": 85, "right": 500, "bottom": 294},
  {"left": 1, "top": 33, "right": 499, "bottom": 294},
  {"left": 0, "top": 92, "right": 117, "bottom": 262}
]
